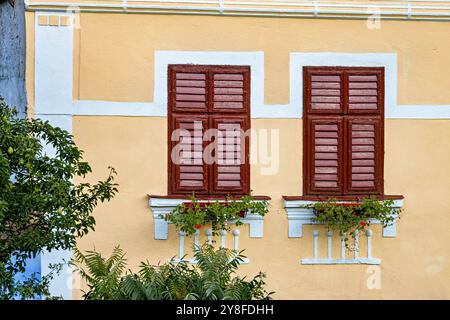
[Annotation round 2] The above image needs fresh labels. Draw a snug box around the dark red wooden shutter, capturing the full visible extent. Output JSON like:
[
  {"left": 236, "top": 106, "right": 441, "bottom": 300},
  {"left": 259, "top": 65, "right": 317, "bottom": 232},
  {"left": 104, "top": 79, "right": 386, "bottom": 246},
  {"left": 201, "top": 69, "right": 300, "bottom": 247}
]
[
  {"left": 212, "top": 68, "right": 249, "bottom": 113},
  {"left": 212, "top": 116, "right": 249, "bottom": 194},
  {"left": 168, "top": 65, "right": 250, "bottom": 196},
  {"left": 306, "top": 117, "right": 343, "bottom": 194},
  {"left": 347, "top": 69, "right": 384, "bottom": 114},
  {"left": 346, "top": 117, "right": 382, "bottom": 194},
  {"left": 303, "top": 66, "right": 384, "bottom": 197},
  {"left": 170, "top": 115, "right": 209, "bottom": 194},
  {"left": 304, "top": 68, "right": 343, "bottom": 114},
  {"left": 169, "top": 66, "right": 208, "bottom": 113}
]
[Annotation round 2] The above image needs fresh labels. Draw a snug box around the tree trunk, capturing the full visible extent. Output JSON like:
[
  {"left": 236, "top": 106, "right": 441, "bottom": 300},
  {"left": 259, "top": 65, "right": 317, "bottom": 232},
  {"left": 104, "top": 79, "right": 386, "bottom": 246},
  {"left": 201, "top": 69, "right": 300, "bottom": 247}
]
[{"left": 0, "top": 0, "right": 27, "bottom": 117}]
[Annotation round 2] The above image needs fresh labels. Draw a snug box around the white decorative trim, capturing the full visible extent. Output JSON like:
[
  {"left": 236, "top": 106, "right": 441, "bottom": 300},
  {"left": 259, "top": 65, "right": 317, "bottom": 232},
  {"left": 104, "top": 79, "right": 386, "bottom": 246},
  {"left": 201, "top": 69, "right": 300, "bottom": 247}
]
[
  {"left": 73, "top": 100, "right": 163, "bottom": 117},
  {"left": 302, "top": 258, "right": 381, "bottom": 265},
  {"left": 35, "top": 12, "right": 74, "bottom": 116},
  {"left": 172, "top": 257, "right": 250, "bottom": 265},
  {"left": 73, "top": 51, "right": 297, "bottom": 118},
  {"left": 283, "top": 198, "right": 403, "bottom": 238},
  {"left": 26, "top": 1, "right": 450, "bottom": 22},
  {"left": 33, "top": 13, "right": 450, "bottom": 120},
  {"left": 170, "top": 228, "right": 250, "bottom": 264},
  {"left": 300, "top": 229, "right": 381, "bottom": 265},
  {"left": 39, "top": 114, "right": 73, "bottom": 299},
  {"left": 148, "top": 197, "right": 266, "bottom": 239},
  {"left": 76, "top": 51, "right": 450, "bottom": 119},
  {"left": 290, "top": 52, "right": 450, "bottom": 119},
  {"left": 35, "top": 14, "right": 74, "bottom": 299}
]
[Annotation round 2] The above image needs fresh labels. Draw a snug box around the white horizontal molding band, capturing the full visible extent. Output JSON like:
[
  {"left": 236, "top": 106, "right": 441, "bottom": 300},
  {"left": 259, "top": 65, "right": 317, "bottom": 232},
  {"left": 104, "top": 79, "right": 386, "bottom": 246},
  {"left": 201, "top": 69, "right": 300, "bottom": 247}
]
[
  {"left": 25, "top": 0, "right": 450, "bottom": 21},
  {"left": 34, "top": 14, "right": 450, "bottom": 120},
  {"left": 291, "top": 52, "right": 450, "bottom": 119},
  {"left": 301, "top": 258, "right": 381, "bottom": 265},
  {"left": 70, "top": 50, "right": 298, "bottom": 118}
]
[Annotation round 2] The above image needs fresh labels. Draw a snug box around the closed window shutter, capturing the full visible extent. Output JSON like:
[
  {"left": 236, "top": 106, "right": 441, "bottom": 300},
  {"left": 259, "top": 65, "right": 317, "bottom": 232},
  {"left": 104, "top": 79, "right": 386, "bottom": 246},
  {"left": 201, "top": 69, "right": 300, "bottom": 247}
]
[
  {"left": 168, "top": 65, "right": 250, "bottom": 196},
  {"left": 304, "top": 67, "right": 384, "bottom": 196},
  {"left": 170, "top": 115, "right": 209, "bottom": 194},
  {"left": 305, "top": 68, "right": 343, "bottom": 114},
  {"left": 170, "top": 67, "right": 208, "bottom": 113},
  {"left": 347, "top": 118, "right": 382, "bottom": 194},
  {"left": 212, "top": 70, "right": 249, "bottom": 113},
  {"left": 307, "top": 117, "right": 343, "bottom": 194},
  {"left": 346, "top": 69, "right": 384, "bottom": 195},
  {"left": 212, "top": 116, "right": 249, "bottom": 194},
  {"left": 347, "top": 69, "right": 383, "bottom": 114}
]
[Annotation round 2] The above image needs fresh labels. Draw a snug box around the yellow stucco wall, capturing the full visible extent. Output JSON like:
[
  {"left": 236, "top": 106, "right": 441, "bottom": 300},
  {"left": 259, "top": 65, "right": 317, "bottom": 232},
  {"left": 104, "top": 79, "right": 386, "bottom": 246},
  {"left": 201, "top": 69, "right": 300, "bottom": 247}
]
[
  {"left": 73, "top": 117, "right": 450, "bottom": 299},
  {"left": 76, "top": 14, "right": 450, "bottom": 105},
  {"left": 24, "top": 10, "right": 450, "bottom": 299}
]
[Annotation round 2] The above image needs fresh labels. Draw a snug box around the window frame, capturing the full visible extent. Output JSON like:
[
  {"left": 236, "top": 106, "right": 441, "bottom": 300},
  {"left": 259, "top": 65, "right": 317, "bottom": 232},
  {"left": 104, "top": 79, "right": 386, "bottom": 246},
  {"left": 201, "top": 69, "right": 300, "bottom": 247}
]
[
  {"left": 168, "top": 64, "right": 251, "bottom": 197},
  {"left": 303, "top": 66, "right": 385, "bottom": 197}
]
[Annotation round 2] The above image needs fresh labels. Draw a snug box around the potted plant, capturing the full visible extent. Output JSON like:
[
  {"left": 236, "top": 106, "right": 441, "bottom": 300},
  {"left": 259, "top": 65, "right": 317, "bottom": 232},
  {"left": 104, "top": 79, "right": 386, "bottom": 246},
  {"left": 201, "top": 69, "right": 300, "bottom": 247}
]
[
  {"left": 164, "top": 195, "right": 269, "bottom": 236},
  {"left": 308, "top": 196, "right": 402, "bottom": 247}
]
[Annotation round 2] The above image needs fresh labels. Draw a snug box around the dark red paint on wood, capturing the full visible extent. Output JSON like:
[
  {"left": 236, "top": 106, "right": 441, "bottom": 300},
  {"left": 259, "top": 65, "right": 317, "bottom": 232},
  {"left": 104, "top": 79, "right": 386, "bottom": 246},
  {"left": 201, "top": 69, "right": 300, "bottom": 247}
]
[
  {"left": 168, "top": 64, "right": 251, "bottom": 196},
  {"left": 303, "top": 66, "right": 385, "bottom": 197}
]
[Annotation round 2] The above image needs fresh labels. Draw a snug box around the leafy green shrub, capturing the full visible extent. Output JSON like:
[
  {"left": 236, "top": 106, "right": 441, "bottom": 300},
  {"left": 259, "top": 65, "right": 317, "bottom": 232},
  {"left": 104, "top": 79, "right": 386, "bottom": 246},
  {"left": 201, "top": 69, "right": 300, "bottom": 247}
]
[
  {"left": 308, "top": 196, "right": 402, "bottom": 246},
  {"left": 164, "top": 195, "right": 269, "bottom": 236},
  {"left": 0, "top": 97, "right": 118, "bottom": 299},
  {"left": 73, "top": 245, "right": 273, "bottom": 300}
]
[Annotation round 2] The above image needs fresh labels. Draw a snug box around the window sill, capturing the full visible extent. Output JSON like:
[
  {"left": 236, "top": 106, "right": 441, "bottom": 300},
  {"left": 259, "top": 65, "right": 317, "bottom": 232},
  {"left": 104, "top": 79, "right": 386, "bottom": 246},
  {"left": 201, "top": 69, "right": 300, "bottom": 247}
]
[
  {"left": 282, "top": 195, "right": 404, "bottom": 238},
  {"left": 149, "top": 194, "right": 271, "bottom": 201},
  {"left": 148, "top": 195, "right": 270, "bottom": 239},
  {"left": 282, "top": 195, "right": 404, "bottom": 201}
]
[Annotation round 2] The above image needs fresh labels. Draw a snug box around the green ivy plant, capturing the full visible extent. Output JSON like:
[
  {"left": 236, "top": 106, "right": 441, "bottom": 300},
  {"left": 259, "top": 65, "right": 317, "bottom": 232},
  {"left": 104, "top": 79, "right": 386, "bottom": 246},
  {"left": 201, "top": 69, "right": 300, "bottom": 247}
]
[
  {"left": 164, "top": 195, "right": 269, "bottom": 236},
  {"left": 307, "top": 196, "right": 402, "bottom": 246}
]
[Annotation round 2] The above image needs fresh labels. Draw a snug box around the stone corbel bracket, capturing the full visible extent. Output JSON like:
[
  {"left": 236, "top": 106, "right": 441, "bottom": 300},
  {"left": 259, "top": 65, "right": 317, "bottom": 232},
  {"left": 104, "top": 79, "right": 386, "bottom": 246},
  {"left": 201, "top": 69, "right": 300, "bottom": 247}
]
[
  {"left": 149, "top": 197, "right": 267, "bottom": 240},
  {"left": 284, "top": 199, "right": 404, "bottom": 238}
]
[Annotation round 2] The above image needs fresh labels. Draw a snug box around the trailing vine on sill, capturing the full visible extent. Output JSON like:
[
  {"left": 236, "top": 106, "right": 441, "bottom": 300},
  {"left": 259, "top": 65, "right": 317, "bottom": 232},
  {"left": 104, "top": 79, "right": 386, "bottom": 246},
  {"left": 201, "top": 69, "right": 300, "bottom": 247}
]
[
  {"left": 164, "top": 195, "right": 269, "bottom": 236},
  {"left": 306, "top": 196, "right": 402, "bottom": 247}
]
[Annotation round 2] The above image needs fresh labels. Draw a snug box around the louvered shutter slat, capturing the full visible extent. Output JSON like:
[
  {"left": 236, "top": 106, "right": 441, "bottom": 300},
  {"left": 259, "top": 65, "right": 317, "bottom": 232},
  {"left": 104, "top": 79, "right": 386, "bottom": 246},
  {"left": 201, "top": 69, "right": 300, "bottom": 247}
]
[
  {"left": 306, "top": 70, "right": 343, "bottom": 113},
  {"left": 169, "top": 65, "right": 250, "bottom": 196},
  {"left": 171, "top": 116, "right": 208, "bottom": 194},
  {"left": 308, "top": 117, "right": 343, "bottom": 193},
  {"left": 347, "top": 70, "right": 383, "bottom": 113},
  {"left": 347, "top": 118, "right": 381, "bottom": 194},
  {"left": 212, "top": 70, "right": 249, "bottom": 112},
  {"left": 171, "top": 70, "right": 208, "bottom": 112},
  {"left": 212, "top": 117, "right": 248, "bottom": 194}
]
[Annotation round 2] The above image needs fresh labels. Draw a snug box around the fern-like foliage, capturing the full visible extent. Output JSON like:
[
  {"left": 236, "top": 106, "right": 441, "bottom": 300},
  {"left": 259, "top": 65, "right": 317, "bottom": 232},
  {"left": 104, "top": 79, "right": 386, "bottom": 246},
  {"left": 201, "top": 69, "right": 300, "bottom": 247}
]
[
  {"left": 72, "top": 246, "right": 127, "bottom": 300},
  {"left": 73, "top": 244, "right": 273, "bottom": 300}
]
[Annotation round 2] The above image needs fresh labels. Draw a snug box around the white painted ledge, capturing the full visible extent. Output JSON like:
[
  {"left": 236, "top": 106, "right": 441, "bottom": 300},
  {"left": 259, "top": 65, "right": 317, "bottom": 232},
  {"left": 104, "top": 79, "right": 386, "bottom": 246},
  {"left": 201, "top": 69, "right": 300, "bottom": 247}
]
[
  {"left": 301, "top": 258, "right": 381, "bottom": 265},
  {"left": 284, "top": 198, "right": 403, "bottom": 238},
  {"left": 171, "top": 257, "right": 250, "bottom": 265},
  {"left": 148, "top": 197, "right": 266, "bottom": 239}
]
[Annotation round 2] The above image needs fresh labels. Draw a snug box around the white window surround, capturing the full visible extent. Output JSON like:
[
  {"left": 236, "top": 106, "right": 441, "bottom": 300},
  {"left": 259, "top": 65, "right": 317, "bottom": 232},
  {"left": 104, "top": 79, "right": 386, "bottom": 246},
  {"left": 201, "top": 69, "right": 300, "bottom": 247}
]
[
  {"left": 148, "top": 197, "right": 267, "bottom": 239},
  {"left": 73, "top": 52, "right": 450, "bottom": 119},
  {"left": 284, "top": 198, "right": 404, "bottom": 238},
  {"left": 290, "top": 52, "right": 450, "bottom": 119}
]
